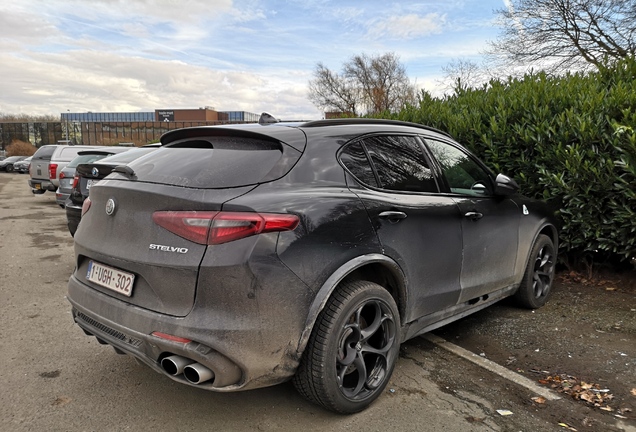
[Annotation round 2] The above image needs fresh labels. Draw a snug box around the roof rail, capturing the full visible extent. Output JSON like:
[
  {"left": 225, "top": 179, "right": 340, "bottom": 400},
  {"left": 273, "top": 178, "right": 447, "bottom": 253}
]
[{"left": 300, "top": 118, "right": 452, "bottom": 138}]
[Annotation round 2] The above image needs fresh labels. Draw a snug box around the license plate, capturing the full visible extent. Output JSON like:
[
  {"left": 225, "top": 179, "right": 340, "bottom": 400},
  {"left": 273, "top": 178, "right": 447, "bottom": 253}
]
[
  {"left": 87, "top": 179, "right": 98, "bottom": 189},
  {"left": 86, "top": 260, "right": 135, "bottom": 297},
  {"left": 34, "top": 184, "right": 41, "bottom": 190}
]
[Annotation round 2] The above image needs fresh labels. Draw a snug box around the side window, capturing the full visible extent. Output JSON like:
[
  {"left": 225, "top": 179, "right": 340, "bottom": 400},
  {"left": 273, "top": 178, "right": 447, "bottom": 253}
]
[
  {"left": 363, "top": 135, "right": 437, "bottom": 193},
  {"left": 425, "top": 139, "right": 492, "bottom": 196},
  {"left": 339, "top": 141, "right": 378, "bottom": 188}
]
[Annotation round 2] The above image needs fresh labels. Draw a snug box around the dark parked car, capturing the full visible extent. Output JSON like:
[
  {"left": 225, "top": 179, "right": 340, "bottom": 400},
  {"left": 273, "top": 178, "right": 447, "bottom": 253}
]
[
  {"left": 12, "top": 156, "right": 32, "bottom": 174},
  {"left": 67, "top": 118, "right": 558, "bottom": 413},
  {"left": 65, "top": 146, "right": 159, "bottom": 235},
  {"left": 0, "top": 155, "right": 27, "bottom": 172},
  {"left": 56, "top": 148, "right": 131, "bottom": 208}
]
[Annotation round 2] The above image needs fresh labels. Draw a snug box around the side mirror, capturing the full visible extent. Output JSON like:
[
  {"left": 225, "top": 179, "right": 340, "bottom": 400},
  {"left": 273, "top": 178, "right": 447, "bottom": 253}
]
[{"left": 494, "top": 173, "right": 519, "bottom": 196}]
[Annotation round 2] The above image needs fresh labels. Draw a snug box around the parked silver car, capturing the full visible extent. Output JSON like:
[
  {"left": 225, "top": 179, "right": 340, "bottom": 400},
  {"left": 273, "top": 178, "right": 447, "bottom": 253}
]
[
  {"left": 56, "top": 148, "right": 131, "bottom": 207},
  {"left": 13, "top": 156, "right": 32, "bottom": 174}
]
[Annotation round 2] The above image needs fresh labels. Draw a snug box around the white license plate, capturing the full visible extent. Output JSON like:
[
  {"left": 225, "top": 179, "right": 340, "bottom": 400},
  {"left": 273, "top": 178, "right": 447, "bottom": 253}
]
[
  {"left": 86, "top": 260, "right": 135, "bottom": 297},
  {"left": 87, "top": 179, "right": 98, "bottom": 189}
]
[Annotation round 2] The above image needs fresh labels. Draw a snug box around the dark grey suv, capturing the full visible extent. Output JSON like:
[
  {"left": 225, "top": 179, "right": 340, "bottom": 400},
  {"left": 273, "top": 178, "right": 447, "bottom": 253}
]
[{"left": 67, "top": 118, "right": 557, "bottom": 413}]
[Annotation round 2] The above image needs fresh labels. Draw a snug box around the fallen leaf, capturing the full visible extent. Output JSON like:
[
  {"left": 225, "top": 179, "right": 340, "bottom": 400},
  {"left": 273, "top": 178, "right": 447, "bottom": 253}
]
[
  {"left": 630, "top": 388, "right": 636, "bottom": 396},
  {"left": 52, "top": 396, "right": 71, "bottom": 407},
  {"left": 605, "top": 287, "right": 617, "bottom": 291},
  {"left": 599, "top": 406, "right": 614, "bottom": 412},
  {"left": 496, "top": 409, "right": 513, "bottom": 416},
  {"left": 532, "top": 396, "right": 546, "bottom": 404},
  {"left": 558, "top": 423, "right": 578, "bottom": 431}
]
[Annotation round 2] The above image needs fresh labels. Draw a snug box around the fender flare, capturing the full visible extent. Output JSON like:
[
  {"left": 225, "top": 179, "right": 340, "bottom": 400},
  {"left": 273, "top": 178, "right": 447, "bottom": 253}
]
[{"left": 295, "top": 253, "right": 406, "bottom": 355}]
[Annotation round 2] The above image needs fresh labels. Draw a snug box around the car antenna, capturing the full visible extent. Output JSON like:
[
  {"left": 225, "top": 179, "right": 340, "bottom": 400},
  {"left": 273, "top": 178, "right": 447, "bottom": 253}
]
[{"left": 258, "top": 112, "right": 279, "bottom": 125}]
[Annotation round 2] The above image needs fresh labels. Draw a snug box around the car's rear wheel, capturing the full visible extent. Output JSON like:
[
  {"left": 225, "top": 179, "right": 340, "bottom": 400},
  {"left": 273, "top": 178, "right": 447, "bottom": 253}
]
[
  {"left": 6, "top": 165, "right": 13, "bottom": 172},
  {"left": 514, "top": 234, "right": 555, "bottom": 309},
  {"left": 293, "top": 280, "right": 400, "bottom": 414}
]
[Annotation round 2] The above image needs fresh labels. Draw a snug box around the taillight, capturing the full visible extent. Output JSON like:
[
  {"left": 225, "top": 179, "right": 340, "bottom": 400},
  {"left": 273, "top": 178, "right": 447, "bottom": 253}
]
[
  {"left": 59, "top": 171, "right": 66, "bottom": 180},
  {"left": 49, "top": 163, "right": 58, "bottom": 180},
  {"left": 81, "top": 197, "right": 92, "bottom": 216},
  {"left": 72, "top": 175, "right": 79, "bottom": 189},
  {"left": 152, "top": 211, "right": 300, "bottom": 245}
]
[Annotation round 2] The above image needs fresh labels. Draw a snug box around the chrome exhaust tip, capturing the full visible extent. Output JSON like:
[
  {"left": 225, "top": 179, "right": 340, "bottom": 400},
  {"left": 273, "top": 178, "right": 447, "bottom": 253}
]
[
  {"left": 161, "top": 355, "right": 195, "bottom": 376},
  {"left": 183, "top": 363, "right": 215, "bottom": 384}
]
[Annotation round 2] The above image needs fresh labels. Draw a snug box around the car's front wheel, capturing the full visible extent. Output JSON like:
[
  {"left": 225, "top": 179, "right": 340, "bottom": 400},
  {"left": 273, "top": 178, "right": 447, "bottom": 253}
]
[
  {"left": 514, "top": 234, "right": 556, "bottom": 309},
  {"left": 294, "top": 280, "right": 400, "bottom": 414},
  {"left": 6, "top": 165, "right": 13, "bottom": 172}
]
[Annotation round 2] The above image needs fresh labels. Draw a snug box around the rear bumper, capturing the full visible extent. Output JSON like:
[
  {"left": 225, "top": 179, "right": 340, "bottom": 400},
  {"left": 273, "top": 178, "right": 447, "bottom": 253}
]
[
  {"left": 67, "top": 242, "right": 314, "bottom": 391},
  {"left": 56, "top": 190, "right": 70, "bottom": 207},
  {"left": 29, "top": 178, "right": 56, "bottom": 192}
]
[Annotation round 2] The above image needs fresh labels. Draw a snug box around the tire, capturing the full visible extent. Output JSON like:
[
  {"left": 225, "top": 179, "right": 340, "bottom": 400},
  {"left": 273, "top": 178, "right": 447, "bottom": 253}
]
[
  {"left": 293, "top": 280, "right": 400, "bottom": 414},
  {"left": 514, "top": 234, "right": 556, "bottom": 309},
  {"left": 6, "top": 165, "right": 13, "bottom": 173}
]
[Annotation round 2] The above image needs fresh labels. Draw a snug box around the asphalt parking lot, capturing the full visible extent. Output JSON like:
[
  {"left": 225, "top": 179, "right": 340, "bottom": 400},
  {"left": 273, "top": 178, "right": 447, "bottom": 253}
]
[{"left": 1, "top": 172, "right": 633, "bottom": 432}]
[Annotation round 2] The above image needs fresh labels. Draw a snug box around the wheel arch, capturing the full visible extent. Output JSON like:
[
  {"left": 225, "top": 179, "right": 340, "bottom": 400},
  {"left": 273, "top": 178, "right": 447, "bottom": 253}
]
[
  {"left": 295, "top": 254, "right": 406, "bottom": 356},
  {"left": 538, "top": 224, "right": 559, "bottom": 251}
]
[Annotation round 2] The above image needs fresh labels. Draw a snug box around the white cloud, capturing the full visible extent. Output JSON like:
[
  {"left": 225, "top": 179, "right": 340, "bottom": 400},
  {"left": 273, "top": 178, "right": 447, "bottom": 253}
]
[
  {"left": 0, "top": 49, "right": 320, "bottom": 118},
  {"left": 368, "top": 14, "right": 445, "bottom": 40}
]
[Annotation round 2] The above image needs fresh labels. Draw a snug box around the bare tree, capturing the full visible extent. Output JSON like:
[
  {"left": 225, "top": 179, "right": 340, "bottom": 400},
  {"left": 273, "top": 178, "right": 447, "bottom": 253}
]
[
  {"left": 308, "top": 53, "right": 416, "bottom": 116},
  {"left": 440, "top": 58, "right": 490, "bottom": 92},
  {"left": 490, "top": 0, "right": 636, "bottom": 72},
  {"left": 308, "top": 63, "right": 361, "bottom": 117}
]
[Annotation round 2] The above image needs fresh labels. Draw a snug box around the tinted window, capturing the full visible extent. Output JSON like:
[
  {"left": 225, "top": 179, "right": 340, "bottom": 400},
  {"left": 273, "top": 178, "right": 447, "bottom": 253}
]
[
  {"left": 362, "top": 136, "right": 437, "bottom": 193},
  {"left": 425, "top": 139, "right": 492, "bottom": 196},
  {"left": 339, "top": 142, "right": 378, "bottom": 187},
  {"left": 128, "top": 137, "right": 285, "bottom": 188},
  {"left": 33, "top": 145, "right": 57, "bottom": 160},
  {"left": 98, "top": 147, "right": 157, "bottom": 164},
  {"left": 68, "top": 154, "right": 114, "bottom": 168}
]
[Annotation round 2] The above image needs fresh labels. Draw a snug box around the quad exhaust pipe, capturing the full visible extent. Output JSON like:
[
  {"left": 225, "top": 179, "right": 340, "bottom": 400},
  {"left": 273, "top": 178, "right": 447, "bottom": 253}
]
[{"left": 160, "top": 355, "right": 215, "bottom": 384}]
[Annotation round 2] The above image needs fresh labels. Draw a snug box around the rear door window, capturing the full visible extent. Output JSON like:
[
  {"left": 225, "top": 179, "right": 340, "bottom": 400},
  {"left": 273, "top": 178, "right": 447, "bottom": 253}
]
[
  {"left": 339, "top": 142, "right": 378, "bottom": 188},
  {"left": 128, "top": 137, "right": 289, "bottom": 188},
  {"left": 363, "top": 135, "right": 438, "bottom": 193},
  {"left": 339, "top": 135, "right": 439, "bottom": 193}
]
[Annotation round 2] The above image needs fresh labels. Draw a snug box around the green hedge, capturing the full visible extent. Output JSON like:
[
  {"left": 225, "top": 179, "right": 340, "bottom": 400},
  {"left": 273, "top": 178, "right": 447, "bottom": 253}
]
[{"left": 391, "top": 58, "right": 636, "bottom": 264}]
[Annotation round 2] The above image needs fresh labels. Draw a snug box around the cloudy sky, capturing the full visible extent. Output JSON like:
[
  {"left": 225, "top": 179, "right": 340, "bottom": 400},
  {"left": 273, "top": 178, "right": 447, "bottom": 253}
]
[{"left": 0, "top": 1, "right": 507, "bottom": 120}]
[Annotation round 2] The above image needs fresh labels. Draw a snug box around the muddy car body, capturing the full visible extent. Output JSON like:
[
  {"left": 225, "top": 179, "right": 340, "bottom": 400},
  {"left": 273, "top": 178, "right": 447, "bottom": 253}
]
[{"left": 68, "top": 118, "right": 558, "bottom": 413}]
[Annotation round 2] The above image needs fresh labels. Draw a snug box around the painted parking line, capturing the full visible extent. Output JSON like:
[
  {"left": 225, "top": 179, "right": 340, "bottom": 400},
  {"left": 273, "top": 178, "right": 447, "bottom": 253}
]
[{"left": 423, "top": 333, "right": 561, "bottom": 401}]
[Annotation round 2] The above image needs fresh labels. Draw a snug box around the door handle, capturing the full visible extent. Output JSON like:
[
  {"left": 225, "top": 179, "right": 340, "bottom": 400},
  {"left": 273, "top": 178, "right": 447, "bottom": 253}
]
[
  {"left": 379, "top": 211, "right": 407, "bottom": 222},
  {"left": 464, "top": 211, "right": 483, "bottom": 221}
]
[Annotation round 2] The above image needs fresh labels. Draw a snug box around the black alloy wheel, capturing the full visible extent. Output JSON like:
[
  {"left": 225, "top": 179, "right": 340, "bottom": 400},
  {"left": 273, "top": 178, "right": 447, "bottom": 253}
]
[
  {"left": 515, "top": 234, "right": 555, "bottom": 309},
  {"left": 294, "top": 280, "right": 400, "bottom": 414}
]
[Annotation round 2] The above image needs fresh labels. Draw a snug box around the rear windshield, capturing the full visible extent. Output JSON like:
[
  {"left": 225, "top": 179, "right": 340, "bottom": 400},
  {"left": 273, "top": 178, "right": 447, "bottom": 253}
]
[
  {"left": 127, "top": 137, "right": 284, "bottom": 188},
  {"left": 67, "top": 153, "right": 114, "bottom": 168},
  {"left": 33, "top": 145, "right": 57, "bottom": 160},
  {"left": 57, "top": 147, "right": 92, "bottom": 161},
  {"left": 98, "top": 147, "right": 157, "bottom": 165}
]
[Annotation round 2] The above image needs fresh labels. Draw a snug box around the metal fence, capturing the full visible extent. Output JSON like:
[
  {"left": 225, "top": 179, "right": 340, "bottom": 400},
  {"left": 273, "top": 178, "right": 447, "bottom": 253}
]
[{"left": 0, "top": 120, "right": 251, "bottom": 149}]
